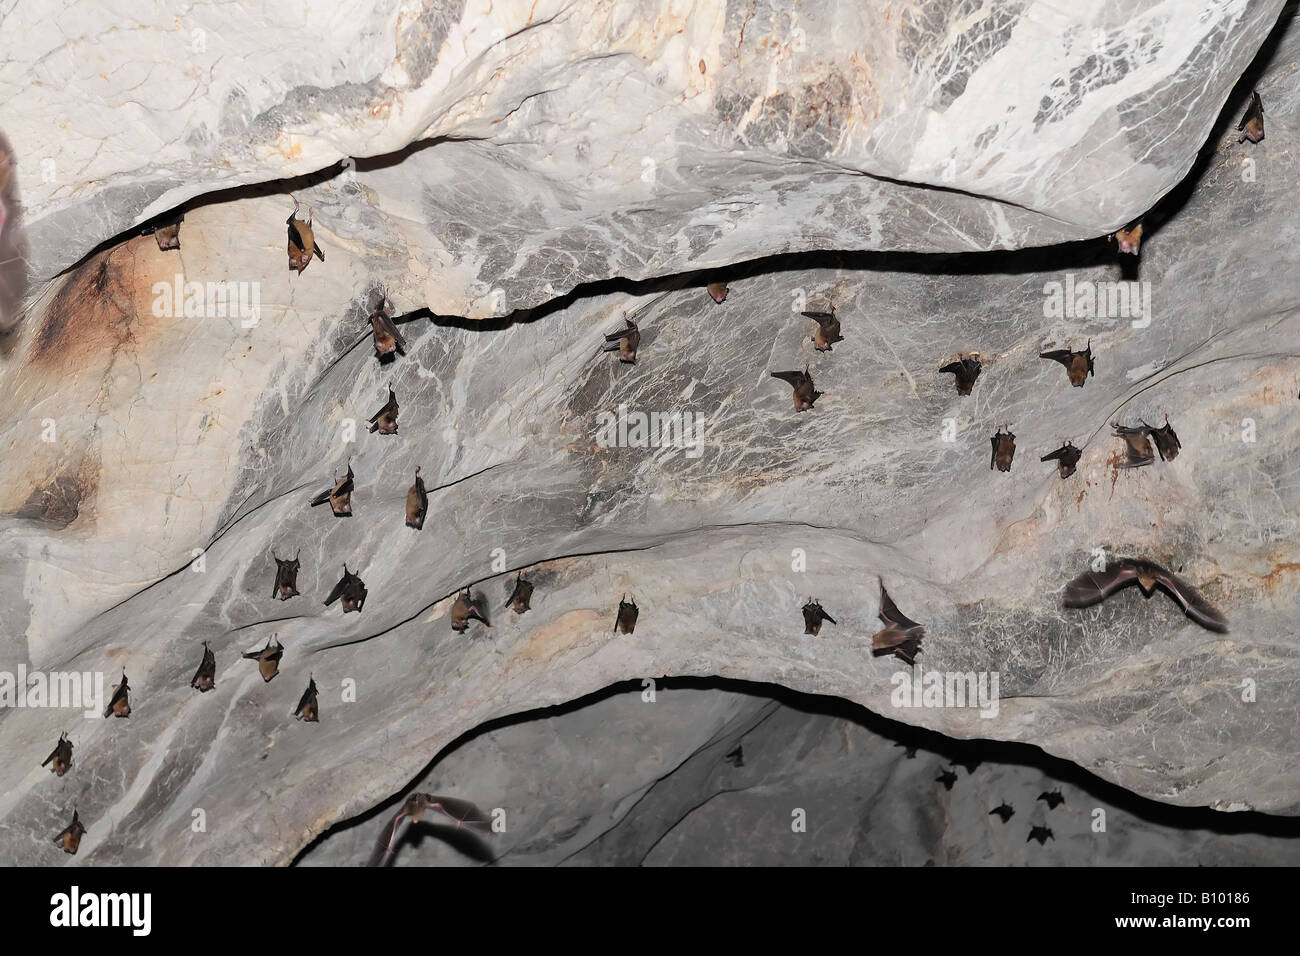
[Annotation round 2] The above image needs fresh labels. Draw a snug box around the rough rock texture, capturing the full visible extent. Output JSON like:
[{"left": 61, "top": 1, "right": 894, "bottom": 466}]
[{"left": 1, "top": 1, "right": 1298, "bottom": 866}]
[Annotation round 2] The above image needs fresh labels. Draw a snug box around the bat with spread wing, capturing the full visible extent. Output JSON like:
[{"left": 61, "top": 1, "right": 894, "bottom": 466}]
[
  {"left": 601, "top": 318, "right": 640, "bottom": 364},
  {"left": 1039, "top": 341, "right": 1093, "bottom": 387},
  {"left": 803, "top": 308, "right": 843, "bottom": 352},
  {"left": 367, "top": 384, "right": 399, "bottom": 435},
  {"left": 801, "top": 598, "right": 836, "bottom": 635},
  {"left": 368, "top": 793, "right": 491, "bottom": 866},
  {"left": 872, "top": 578, "right": 924, "bottom": 664},
  {"left": 770, "top": 365, "right": 822, "bottom": 411},
  {"left": 1062, "top": 558, "right": 1228, "bottom": 633},
  {"left": 938, "top": 354, "right": 981, "bottom": 396},
  {"left": 309, "top": 458, "right": 354, "bottom": 516}
]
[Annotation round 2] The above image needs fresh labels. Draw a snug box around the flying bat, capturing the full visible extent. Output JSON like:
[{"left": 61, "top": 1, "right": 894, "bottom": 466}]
[
  {"left": 872, "top": 578, "right": 924, "bottom": 665},
  {"left": 369, "top": 793, "right": 491, "bottom": 867},
  {"left": 243, "top": 635, "right": 284, "bottom": 682},
  {"left": 1113, "top": 421, "right": 1155, "bottom": 468},
  {"left": 325, "top": 565, "right": 367, "bottom": 613},
  {"left": 309, "top": 458, "right": 354, "bottom": 516},
  {"left": 505, "top": 573, "right": 534, "bottom": 614},
  {"left": 936, "top": 768, "right": 957, "bottom": 791},
  {"left": 286, "top": 197, "right": 324, "bottom": 273},
  {"left": 801, "top": 598, "right": 836, "bottom": 636},
  {"left": 615, "top": 594, "right": 639, "bottom": 634},
  {"left": 939, "top": 354, "right": 981, "bottom": 395},
  {"left": 770, "top": 365, "right": 822, "bottom": 412},
  {"left": 1038, "top": 789, "right": 1065, "bottom": 810},
  {"left": 1039, "top": 341, "right": 1094, "bottom": 387},
  {"left": 1027, "top": 825, "right": 1054, "bottom": 845},
  {"left": 1041, "top": 441, "right": 1082, "bottom": 479},
  {"left": 104, "top": 671, "right": 130, "bottom": 718},
  {"left": 369, "top": 291, "right": 407, "bottom": 359},
  {"left": 803, "top": 309, "right": 843, "bottom": 352},
  {"left": 989, "top": 802, "right": 1014, "bottom": 823},
  {"left": 1062, "top": 557, "right": 1228, "bottom": 633},
  {"left": 294, "top": 675, "right": 319, "bottom": 722},
  {"left": 271, "top": 550, "right": 301, "bottom": 600},
  {"left": 1237, "top": 90, "right": 1264, "bottom": 144},
  {"left": 54, "top": 809, "right": 86, "bottom": 855},
  {"left": 724, "top": 745, "right": 744, "bottom": 768},
  {"left": 140, "top": 210, "right": 183, "bottom": 251},
  {"left": 1112, "top": 222, "right": 1143, "bottom": 256},
  {"left": 602, "top": 318, "right": 640, "bottom": 364},
  {"left": 41, "top": 732, "right": 73, "bottom": 777},
  {"left": 990, "top": 426, "right": 1016, "bottom": 472},
  {"left": 367, "top": 383, "right": 399, "bottom": 435},
  {"left": 190, "top": 641, "right": 216, "bottom": 693},
  {"left": 1143, "top": 416, "right": 1181, "bottom": 462},
  {"left": 706, "top": 281, "right": 728, "bottom": 303},
  {"left": 405, "top": 467, "right": 428, "bottom": 530},
  {"left": 451, "top": 588, "right": 489, "bottom": 632}
]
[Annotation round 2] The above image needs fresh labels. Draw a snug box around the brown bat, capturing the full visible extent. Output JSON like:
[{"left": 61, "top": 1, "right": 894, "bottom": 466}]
[
  {"left": 243, "top": 635, "right": 284, "bottom": 682},
  {"left": 801, "top": 598, "right": 836, "bottom": 635},
  {"left": 286, "top": 197, "right": 324, "bottom": 273},
  {"left": 989, "top": 802, "right": 1014, "bottom": 823},
  {"left": 369, "top": 291, "right": 407, "bottom": 359},
  {"left": 104, "top": 671, "right": 130, "bottom": 718},
  {"left": 1237, "top": 90, "right": 1264, "bottom": 144},
  {"left": 615, "top": 594, "right": 639, "bottom": 634},
  {"left": 1041, "top": 441, "right": 1082, "bottom": 479},
  {"left": 405, "top": 466, "right": 427, "bottom": 530},
  {"left": 936, "top": 768, "right": 957, "bottom": 791},
  {"left": 369, "top": 792, "right": 491, "bottom": 866},
  {"left": 1027, "top": 825, "right": 1054, "bottom": 845},
  {"left": 1113, "top": 421, "right": 1155, "bottom": 468},
  {"left": 1143, "top": 415, "right": 1181, "bottom": 462},
  {"left": 140, "top": 210, "right": 183, "bottom": 251},
  {"left": 325, "top": 565, "right": 367, "bottom": 613},
  {"left": 505, "top": 573, "right": 534, "bottom": 614},
  {"left": 706, "top": 281, "right": 728, "bottom": 303},
  {"left": 872, "top": 578, "right": 924, "bottom": 664},
  {"left": 990, "top": 426, "right": 1016, "bottom": 472},
  {"left": 724, "top": 745, "right": 744, "bottom": 768},
  {"left": 41, "top": 732, "right": 73, "bottom": 777},
  {"left": 602, "top": 318, "right": 640, "bottom": 363},
  {"left": 804, "top": 309, "right": 843, "bottom": 352},
  {"left": 1112, "top": 221, "right": 1143, "bottom": 256},
  {"left": 271, "top": 549, "right": 301, "bottom": 600},
  {"left": 294, "top": 674, "right": 319, "bottom": 722},
  {"left": 1038, "top": 789, "right": 1065, "bottom": 809},
  {"left": 54, "top": 809, "right": 86, "bottom": 855},
  {"left": 1062, "top": 557, "right": 1228, "bottom": 633},
  {"left": 770, "top": 365, "right": 821, "bottom": 411},
  {"left": 451, "top": 588, "right": 489, "bottom": 632},
  {"left": 309, "top": 458, "right": 354, "bottom": 516},
  {"left": 190, "top": 641, "right": 216, "bottom": 693},
  {"left": 367, "top": 384, "right": 399, "bottom": 435},
  {"left": 938, "top": 354, "right": 981, "bottom": 395},
  {"left": 1039, "top": 341, "right": 1093, "bottom": 387}
]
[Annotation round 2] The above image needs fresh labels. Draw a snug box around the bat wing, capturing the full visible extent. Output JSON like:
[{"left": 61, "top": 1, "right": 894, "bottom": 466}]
[
  {"left": 770, "top": 370, "right": 805, "bottom": 388},
  {"left": 604, "top": 327, "right": 631, "bottom": 343},
  {"left": 323, "top": 577, "right": 347, "bottom": 606},
  {"left": 989, "top": 435, "right": 997, "bottom": 469},
  {"left": 802, "top": 311, "right": 834, "bottom": 327},
  {"left": 1153, "top": 569, "right": 1229, "bottom": 633},
  {"left": 312, "top": 242, "right": 325, "bottom": 262},
  {"left": 938, "top": 361, "right": 965, "bottom": 375},
  {"left": 878, "top": 581, "right": 922, "bottom": 631},
  {"left": 41, "top": 747, "right": 57, "bottom": 767},
  {"left": 287, "top": 219, "right": 306, "bottom": 251},
  {"left": 309, "top": 487, "right": 333, "bottom": 506},
  {"left": 1040, "top": 446, "right": 1067, "bottom": 463},
  {"left": 820, "top": 609, "right": 837, "bottom": 625},
  {"left": 1061, "top": 562, "right": 1139, "bottom": 608},
  {"left": 190, "top": 649, "right": 214, "bottom": 686},
  {"left": 378, "top": 313, "right": 407, "bottom": 351},
  {"left": 294, "top": 684, "right": 316, "bottom": 716},
  {"left": 1039, "top": 349, "right": 1072, "bottom": 367},
  {"left": 424, "top": 795, "right": 491, "bottom": 830}
]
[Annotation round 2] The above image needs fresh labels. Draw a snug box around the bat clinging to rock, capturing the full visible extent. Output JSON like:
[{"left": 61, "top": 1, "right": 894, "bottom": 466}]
[
  {"left": 369, "top": 291, "right": 407, "bottom": 360},
  {"left": 1041, "top": 441, "right": 1082, "bottom": 479},
  {"left": 54, "top": 809, "right": 87, "bottom": 855},
  {"left": 405, "top": 467, "right": 427, "bottom": 530},
  {"left": 990, "top": 426, "right": 1016, "bottom": 472},
  {"left": 325, "top": 565, "right": 367, "bottom": 613},
  {"left": 243, "top": 635, "right": 284, "bottom": 682},
  {"left": 602, "top": 318, "right": 640, "bottom": 364},
  {"left": 271, "top": 550, "right": 301, "bottom": 600},
  {"left": 294, "top": 675, "right": 319, "bottom": 722},
  {"left": 1038, "top": 789, "right": 1065, "bottom": 810},
  {"left": 1063, "top": 557, "right": 1228, "bottom": 633},
  {"left": 367, "top": 384, "right": 399, "bottom": 435},
  {"left": 1027, "top": 825, "right": 1054, "bottom": 845},
  {"left": 41, "top": 732, "right": 73, "bottom": 776},
  {"left": 104, "top": 671, "right": 130, "bottom": 718},
  {"left": 369, "top": 793, "right": 491, "bottom": 867},
  {"left": 505, "top": 573, "right": 534, "bottom": 614},
  {"left": 1112, "top": 221, "right": 1143, "bottom": 256},
  {"left": 936, "top": 769, "right": 957, "bottom": 791},
  {"left": 872, "top": 578, "right": 924, "bottom": 665},
  {"left": 770, "top": 365, "right": 822, "bottom": 412},
  {"left": 190, "top": 641, "right": 216, "bottom": 692},
  {"left": 140, "top": 210, "right": 183, "bottom": 251},
  {"left": 1238, "top": 90, "right": 1264, "bottom": 144},
  {"left": 451, "top": 588, "right": 489, "bottom": 632},
  {"left": 989, "top": 802, "right": 1014, "bottom": 823},
  {"left": 286, "top": 197, "right": 324, "bottom": 273},
  {"left": 615, "top": 594, "right": 639, "bottom": 634},
  {"left": 801, "top": 598, "right": 836, "bottom": 635},
  {"left": 1144, "top": 416, "right": 1181, "bottom": 462},
  {"left": 724, "top": 745, "right": 744, "bottom": 768},
  {"left": 803, "top": 308, "right": 843, "bottom": 352},
  {"left": 309, "top": 458, "right": 354, "bottom": 516},
  {"left": 939, "top": 354, "right": 981, "bottom": 395},
  {"left": 1113, "top": 421, "right": 1155, "bottom": 468},
  {"left": 1039, "top": 341, "right": 1093, "bottom": 387},
  {"left": 706, "top": 281, "right": 728, "bottom": 303}
]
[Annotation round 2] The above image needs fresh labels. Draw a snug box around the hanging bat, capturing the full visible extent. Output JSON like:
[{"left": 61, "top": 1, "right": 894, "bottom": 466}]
[
  {"left": 294, "top": 674, "right": 319, "bottom": 722},
  {"left": 324, "top": 565, "right": 367, "bottom": 613},
  {"left": 1039, "top": 341, "right": 1093, "bottom": 387},
  {"left": 190, "top": 641, "right": 216, "bottom": 693},
  {"left": 706, "top": 281, "right": 728, "bottom": 304},
  {"left": 1237, "top": 90, "right": 1264, "bottom": 144},
  {"left": 104, "top": 671, "right": 130, "bottom": 718},
  {"left": 615, "top": 594, "right": 639, "bottom": 634},
  {"left": 1027, "top": 825, "right": 1054, "bottom": 845},
  {"left": 894, "top": 741, "right": 917, "bottom": 759},
  {"left": 1143, "top": 415, "right": 1180, "bottom": 462},
  {"left": 271, "top": 549, "right": 301, "bottom": 600},
  {"left": 140, "top": 210, "right": 183, "bottom": 251},
  {"left": 405, "top": 466, "right": 427, "bottom": 530},
  {"left": 801, "top": 598, "right": 836, "bottom": 635},
  {"left": 1062, "top": 557, "right": 1228, "bottom": 633},
  {"left": 41, "top": 732, "right": 73, "bottom": 777},
  {"left": 309, "top": 458, "right": 354, "bottom": 516},
  {"left": 367, "top": 383, "right": 399, "bottom": 435},
  {"left": 936, "top": 768, "right": 957, "bottom": 791},
  {"left": 451, "top": 588, "right": 489, "bottom": 632},
  {"left": 1111, "top": 221, "right": 1143, "bottom": 256},
  {"left": 938, "top": 354, "right": 981, "bottom": 395},
  {"left": 951, "top": 757, "right": 981, "bottom": 775},
  {"left": 1113, "top": 421, "right": 1155, "bottom": 468},
  {"left": 243, "top": 635, "right": 284, "bottom": 682},
  {"left": 1038, "top": 789, "right": 1065, "bottom": 809},
  {"left": 1041, "top": 441, "right": 1082, "bottom": 479},
  {"left": 286, "top": 197, "right": 324, "bottom": 273},
  {"left": 724, "top": 745, "right": 744, "bottom": 768},
  {"left": 369, "top": 290, "right": 407, "bottom": 360},
  {"left": 803, "top": 309, "right": 842, "bottom": 352},
  {"left": 872, "top": 578, "right": 924, "bottom": 664},
  {"left": 990, "top": 426, "right": 1016, "bottom": 472},
  {"left": 368, "top": 792, "right": 491, "bottom": 867},
  {"left": 54, "top": 809, "right": 86, "bottom": 855},
  {"left": 770, "top": 365, "right": 822, "bottom": 411},
  {"left": 602, "top": 318, "right": 640, "bottom": 363},
  {"left": 505, "top": 573, "right": 534, "bottom": 614},
  {"left": 989, "top": 802, "right": 1014, "bottom": 823}
]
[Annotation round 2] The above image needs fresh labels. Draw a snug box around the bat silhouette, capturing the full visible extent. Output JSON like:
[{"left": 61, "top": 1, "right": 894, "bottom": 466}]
[
  {"left": 1041, "top": 441, "right": 1082, "bottom": 479},
  {"left": 1113, "top": 421, "right": 1155, "bottom": 468},
  {"left": 405, "top": 467, "right": 427, "bottom": 530},
  {"left": 1237, "top": 90, "right": 1264, "bottom": 144},
  {"left": 41, "top": 732, "right": 73, "bottom": 776},
  {"left": 872, "top": 578, "right": 924, "bottom": 664},
  {"left": 801, "top": 598, "right": 836, "bottom": 635},
  {"left": 294, "top": 675, "right": 319, "bottom": 722},
  {"left": 286, "top": 197, "right": 324, "bottom": 273},
  {"left": 615, "top": 594, "right": 639, "bottom": 634},
  {"left": 938, "top": 354, "right": 981, "bottom": 395},
  {"left": 451, "top": 588, "right": 489, "bottom": 632},
  {"left": 54, "top": 809, "right": 86, "bottom": 855},
  {"left": 803, "top": 308, "right": 842, "bottom": 352},
  {"left": 505, "top": 573, "right": 534, "bottom": 614},
  {"left": 724, "top": 745, "right": 744, "bottom": 768},
  {"left": 243, "top": 635, "right": 284, "bottom": 682},
  {"left": 1038, "top": 789, "right": 1065, "bottom": 810},
  {"left": 602, "top": 318, "right": 640, "bottom": 364},
  {"left": 271, "top": 550, "right": 301, "bottom": 600},
  {"left": 1062, "top": 557, "right": 1228, "bottom": 633},
  {"left": 104, "top": 671, "right": 130, "bottom": 718},
  {"left": 369, "top": 289, "right": 407, "bottom": 360},
  {"left": 770, "top": 365, "right": 822, "bottom": 411},
  {"left": 990, "top": 426, "right": 1016, "bottom": 472},
  {"left": 894, "top": 741, "right": 918, "bottom": 759},
  {"left": 309, "top": 458, "right": 354, "bottom": 516},
  {"left": 369, "top": 792, "right": 491, "bottom": 866},
  {"left": 324, "top": 565, "right": 367, "bottom": 613},
  {"left": 1027, "top": 825, "right": 1054, "bottom": 845},
  {"left": 367, "top": 384, "right": 399, "bottom": 435},
  {"left": 1039, "top": 341, "right": 1093, "bottom": 387},
  {"left": 936, "top": 769, "right": 957, "bottom": 791},
  {"left": 190, "top": 641, "right": 216, "bottom": 692},
  {"left": 989, "top": 802, "right": 1014, "bottom": 823}
]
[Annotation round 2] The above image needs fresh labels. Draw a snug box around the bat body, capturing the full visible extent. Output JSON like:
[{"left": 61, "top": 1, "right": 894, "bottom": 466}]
[
  {"left": 369, "top": 793, "right": 491, "bottom": 867},
  {"left": 895, "top": 742, "right": 917, "bottom": 759},
  {"left": 602, "top": 319, "right": 640, "bottom": 363},
  {"left": 369, "top": 293, "right": 408, "bottom": 359},
  {"left": 271, "top": 550, "right": 301, "bottom": 600},
  {"left": 770, "top": 365, "right": 821, "bottom": 411},
  {"left": 872, "top": 578, "right": 924, "bottom": 664},
  {"left": 104, "top": 671, "right": 130, "bottom": 718},
  {"left": 243, "top": 635, "right": 284, "bottom": 682},
  {"left": 294, "top": 675, "right": 319, "bottom": 722},
  {"left": 1143, "top": 416, "right": 1180, "bottom": 462},
  {"left": 1041, "top": 441, "right": 1082, "bottom": 479},
  {"left": 990, "top": 426, "right": 1016, "bottom": 472},
  {"left": 801, "top": 598, "right": 836, "bottom": 635},
  {"left": 989, "top": 802, "right": 1014, "bottom": 823},
  {"left": 724, "top": 745, "right": 744, "bottom": 768},
  {"left": 41, "top": 732, "right": 73, "bottom": 776},
  {"left": 325, "top": 565, "right": 367, "bottom": 613},
  {"left": 1237, "top": 90, "right": 1264, "bottom": 144},
  {"left": 190, "top": 641, "right": 216, "bottom": 692},
  {"left": 615, "top": 594, "right": 639, "bottom": 634},
  {"left": 1113, "top": 421, "right": 1155, "bottom": 468},
  {"left": 367, "top": 384, "right": 399, "bottom": 435},
  {"left": 286, "top": 197, "right": 324, "bottom": 273},
  {"left": 936, "top": 769, "right": 957, "bottom": 791},
  {"left": 309, "top": 459, "right": 354, "bottom": 516},
  {"left": 1027, "top": 826, "right": 1054, "bottom": 845},
  {"left": 1062, "top": 557, "right": 1228, "bottom": 633},
  {"left": 505, "top": 573, "right": 534, "bottom": 614},
  {"left": 1039, "top": 341, "right": 1093, "bottom": 387},
  {"left": 54, "top": 809, "right": 86, "bottom": 855},
  {"left": 803, "top": 309, "right": 843, "bottom": 352},
  {"left": 706, "top": 281, "right": 728, "bottom": 304},
  {"left": 939, "top": 354, "right": 981, "bottom": 395},
  {"left": 1113, "top": 222, "right": 1143, "bottom": 256},
  {"left": 140, "top": 211, "right": 183, "bottom": 251},
  {"left": 405, "top": 467, "right": 427, "bottom": 530},
  {"left": 1038, "top": 789, "right": 1065, "bottom": 810},
  {"left": 451, "top": 588, "right": 489, "bottom": 632}
]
